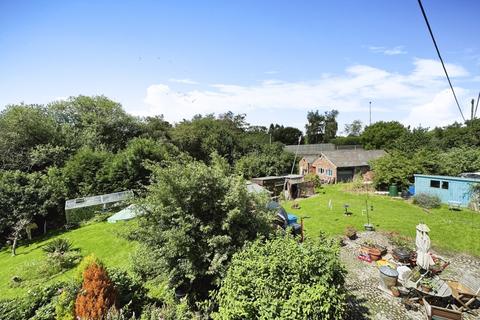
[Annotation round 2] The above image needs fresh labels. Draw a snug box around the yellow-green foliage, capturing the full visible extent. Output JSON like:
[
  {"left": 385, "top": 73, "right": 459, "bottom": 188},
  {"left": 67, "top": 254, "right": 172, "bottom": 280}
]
[
  {"left": 55, "top": 290, "right": 75, "bottom": 320},
  {"left": 75, "top": 254, "right": 101, "bottom": 282}
]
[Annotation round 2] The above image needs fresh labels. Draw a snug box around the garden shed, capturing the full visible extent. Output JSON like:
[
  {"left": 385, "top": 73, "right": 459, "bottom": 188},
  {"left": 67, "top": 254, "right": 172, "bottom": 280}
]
[{"left": 414, "top": 174, "right": 480, "bottom": 207}]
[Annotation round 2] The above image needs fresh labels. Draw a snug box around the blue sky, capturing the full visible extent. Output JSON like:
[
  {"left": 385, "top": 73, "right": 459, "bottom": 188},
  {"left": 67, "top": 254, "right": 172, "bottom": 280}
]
[{"left": 1, "top": 0, "right": 480, "bottom": 132}]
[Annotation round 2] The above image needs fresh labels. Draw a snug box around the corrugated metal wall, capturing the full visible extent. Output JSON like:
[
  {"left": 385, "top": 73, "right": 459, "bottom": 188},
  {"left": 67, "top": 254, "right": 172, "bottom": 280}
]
[{"left": 414, "top": 176, "right": 473, "bottom": 206}]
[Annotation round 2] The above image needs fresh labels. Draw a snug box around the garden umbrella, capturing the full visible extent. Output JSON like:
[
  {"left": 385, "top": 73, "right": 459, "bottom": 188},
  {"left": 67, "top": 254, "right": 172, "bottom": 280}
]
[{"left": 416, "top": 224, "right": 434, "bottom": 270}]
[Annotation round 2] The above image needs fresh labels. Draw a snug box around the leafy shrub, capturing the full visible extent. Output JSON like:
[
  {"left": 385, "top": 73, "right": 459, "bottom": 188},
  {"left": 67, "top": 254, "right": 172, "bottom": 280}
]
[
  {"left": 134, "top": 156, "right": 273, "bottom": 306},
  {"left": 131, "top": 246, "right": 164, "bottom": 281},
  {"left": 65, "top": 207, "right": 98, "bottom": 225},
  {"left": 75, "top": 261, "right": 117, "bottom": 319},
  {"left": 41, "top": 238, "right": 82, "bottom": 271},
  {"left": 139, "top": 301, "right": 193, "bottom": 320},
  {"left": 413, "top": 193, "right": 441, "bottom": 209},
  {"left": 108, "top": 268, "right": 148, "bottom": 317},
  {"left": 304, "top": 173, "right": 321, "bottom": 188},
  {"left": 55, "top": 289, "right": 77, "bottom": 320},
  {"left": 213, "top": 235, "right": 346, "bottom": 320},
  {"left": 43, "top": 238, "right": 72, "bottom": 254},
  {"left": 105, "top": 306, "right": 136, "bottom": 320},
  {"left": 0, "top": 282, "right": 66, "bottom": 320},
  {"left": 140, "top": 304, "right": 165, "bottom": 320},
  {"left": 49, "top": 251, "right": 83, "bottom": 270},
  {"left": 75, "top": 253, "right": 101, "bottom": 281}
]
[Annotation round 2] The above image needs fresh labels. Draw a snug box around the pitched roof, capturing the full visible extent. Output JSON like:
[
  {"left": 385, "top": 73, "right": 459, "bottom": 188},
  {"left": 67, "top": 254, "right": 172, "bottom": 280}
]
[
  {"left": 320, "top": 149, "right": 386, "bottom": 168},
  {"left": 301, "top": 155, "right": 319, "bottom": 163},
  {"left": 284, "top": 143, "right": 335, "bottom": 155}
]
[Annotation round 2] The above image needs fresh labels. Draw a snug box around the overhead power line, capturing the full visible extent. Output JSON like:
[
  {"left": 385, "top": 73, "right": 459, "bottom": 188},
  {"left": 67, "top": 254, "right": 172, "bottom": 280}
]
[{"left": 417, "top": 0, "right": 466, "bottom": 122}]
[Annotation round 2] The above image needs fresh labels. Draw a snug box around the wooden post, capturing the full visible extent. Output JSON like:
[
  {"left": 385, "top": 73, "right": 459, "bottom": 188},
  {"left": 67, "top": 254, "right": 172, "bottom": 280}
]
[{"left": 300, "top": 217, "right": 304, "bottom": 243}]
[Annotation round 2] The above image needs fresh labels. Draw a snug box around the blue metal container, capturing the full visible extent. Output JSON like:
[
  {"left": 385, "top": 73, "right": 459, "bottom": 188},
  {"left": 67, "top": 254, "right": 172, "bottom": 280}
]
[
  {"left": 287, "top": 214, "right": 298, "bottom": 225},
  {"left": 408, "top": 185, "right": 415, "bottom": 196}
]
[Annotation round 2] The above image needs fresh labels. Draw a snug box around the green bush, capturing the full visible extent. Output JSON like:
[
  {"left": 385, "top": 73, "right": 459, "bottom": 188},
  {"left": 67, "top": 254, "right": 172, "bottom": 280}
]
[
  {"left": 134, "top": 156, "right": 274, "bottom": 307},
  {"left": 55, "top": 290, "right": 76, "bottom": 320},
  {"left": 108, "top": 268, "right": 149, "bottom": 317},
  {"left": 65, "top": 207, "right": 98, "bottom": 225},
  {"left": 43, "top": 238, "right": 72, "bottom": 254},
  {"left": 213, "top": 235, "right": 346, "bottom": 320},
  {"left": 413, "top": 193, "right": 441, "bottom": 209},
  {"left": 48, "top": 251, "right": 82, "bottom": 270},
  {"left": 304, "top": 173, "right": 321, "bottom": 188},
  {"left": 0, "top": 282, "right": 66, "bottom": 320}
]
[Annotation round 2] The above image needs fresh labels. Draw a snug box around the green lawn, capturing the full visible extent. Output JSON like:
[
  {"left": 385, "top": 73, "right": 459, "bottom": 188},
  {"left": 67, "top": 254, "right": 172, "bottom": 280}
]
[
  {"left": 285, "top": 184, "right": 480, "bottom": 256},
  {"left": 0, "top": 221, "right": 138, "bottom": 299}
]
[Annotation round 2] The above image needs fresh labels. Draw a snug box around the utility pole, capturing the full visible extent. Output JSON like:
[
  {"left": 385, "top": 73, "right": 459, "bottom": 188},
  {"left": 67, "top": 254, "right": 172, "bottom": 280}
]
[
  {"left": 475, "top": 91, "right": 480, "bottom": 119},
  {"left": 472, "top": 99, "right": 475, "bottom": 121},
  {"left": 369, "top": 101, "right": 372, "bottom": 126}
]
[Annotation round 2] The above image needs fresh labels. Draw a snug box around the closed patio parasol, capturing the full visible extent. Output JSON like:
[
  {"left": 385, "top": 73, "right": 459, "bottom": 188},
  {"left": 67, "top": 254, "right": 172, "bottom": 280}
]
[{"left": 416, "top": 224, "right": 434, "bottom": 270}]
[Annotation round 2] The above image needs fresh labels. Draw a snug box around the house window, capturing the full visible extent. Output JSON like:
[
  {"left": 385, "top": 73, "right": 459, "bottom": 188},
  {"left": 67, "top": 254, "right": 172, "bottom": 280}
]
[
  {"left": 326, "top": 169, "right": 333, "bottom": 176},
  {"left": 317, "top": 168, "right": 324, "bottom": 174},
  {"left": 430, "top": 180, "right": 440, "bottom": 188},
  {"left": 441, "top": 181, "right": 449, "bottom": 190}
]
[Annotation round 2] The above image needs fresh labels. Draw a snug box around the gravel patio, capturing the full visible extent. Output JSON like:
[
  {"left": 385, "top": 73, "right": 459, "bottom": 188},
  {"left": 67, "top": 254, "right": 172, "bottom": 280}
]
[{"left": 341, "top": 231, "right": 480, "bottom": 320}]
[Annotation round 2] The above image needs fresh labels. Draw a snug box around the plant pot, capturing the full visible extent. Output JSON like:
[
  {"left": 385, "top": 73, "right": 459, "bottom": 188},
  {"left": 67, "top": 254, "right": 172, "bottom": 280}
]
[
  {"left": 391, "top": 286, "right": 400, "bottom": 297},
  {"left": 370, "top": 254, "right": 381, "bottom": 261},
  {"left": 368, "top": 247, "right": 382, "bottom": 256},
  {"left": 347, "top": 233, "right": 357, "bottom": 240},
  {"left": 420, "top": 285, "right": 431, "bottom": 293}
]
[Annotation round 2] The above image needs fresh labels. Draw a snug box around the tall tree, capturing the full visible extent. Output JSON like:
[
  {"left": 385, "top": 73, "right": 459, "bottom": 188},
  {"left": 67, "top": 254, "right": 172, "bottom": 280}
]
[
  {"left": 139, "top": 115, "right": 172, "bottom": 141},
  {"left": 0, "top": 104, "right": 60, "bottom": 171},
  {"left": 171, "top": 114, "right": 244, "bottom": 164},
  {"left": 305, "top": 109, "right": 338, "bottom": 143},
  {"left": 235, "top": 143, "right": 295, "bottom": 178},
  {"left": 268, "top": 124, "right": 303, "bottom": 145},
  {"left": 361, "top": 121, "right": 408, "bottom": 150},
  {"left": 48, "top": 95, "right": 142, "bottom": 152},
  {"left": 133, "top": 155, "right": 273, "bottom": 306},
  {"left": 305, "top": 111, "right": 325, "bottom": 144},
  {"left": 324, "top": 110, "right": 339, "bottom": 142},
  {"left": 344, "top": 120, "right": 363, "bottom": 136}
]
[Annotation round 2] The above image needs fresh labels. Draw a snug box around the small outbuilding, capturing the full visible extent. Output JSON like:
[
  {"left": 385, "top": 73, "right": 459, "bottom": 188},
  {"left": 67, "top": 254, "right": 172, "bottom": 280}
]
[{"left": 414, "top": 174, "right": 480, "bottom": 207}]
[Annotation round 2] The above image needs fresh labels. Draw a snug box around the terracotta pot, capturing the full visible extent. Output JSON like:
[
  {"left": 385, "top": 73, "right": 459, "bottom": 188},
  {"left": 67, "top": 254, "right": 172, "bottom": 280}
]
[
  {"left": 370, "top": 254, "right": 381, "bottom": 261},
  {"left": 368, "top": 247, "right": 382, "bottom": 256},
  {"left": 391, "top": 287, "right": 400, "bottom": 297},
  {"left": 420, "top": 285, "right": 431, "bottom": 292}
]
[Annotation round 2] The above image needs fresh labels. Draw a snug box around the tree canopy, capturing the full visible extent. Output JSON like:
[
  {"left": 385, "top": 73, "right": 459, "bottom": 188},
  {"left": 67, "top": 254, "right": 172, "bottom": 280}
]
[
  {"left": 134, "top": 156, "right": 273, "bottom": 304},
  {"left": 305, "top": 109, "right": 338, "bottom": 144}
]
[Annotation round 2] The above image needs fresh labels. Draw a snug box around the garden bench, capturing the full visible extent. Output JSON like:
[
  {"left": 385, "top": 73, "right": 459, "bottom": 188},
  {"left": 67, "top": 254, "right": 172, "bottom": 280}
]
[{"left": 448, "top": 201, "right": 461, "bottom": 211}]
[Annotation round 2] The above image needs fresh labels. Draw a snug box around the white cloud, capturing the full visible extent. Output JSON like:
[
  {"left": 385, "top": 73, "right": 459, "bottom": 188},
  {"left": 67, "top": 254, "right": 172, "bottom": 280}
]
[
  {"left": 369, "top": 45, "right": 407, "bottom": 55},
  {"left": 141, "top": 58, "right": 472, "bottom": 128},
  {"left": 264, "top": 70, "right": 279, "bottom": 75},
  {"left": 403, "top": 88, "right": 466, "bottom": 128},
  {"left": 168, "top": 78, "right": 198, "bottom": 85}
]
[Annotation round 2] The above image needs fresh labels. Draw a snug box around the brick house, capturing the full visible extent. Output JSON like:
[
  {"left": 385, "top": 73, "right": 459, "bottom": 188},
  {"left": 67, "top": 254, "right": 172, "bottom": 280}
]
[{"left": 300, "top": 149, "right": 386, "bottom": 183}]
